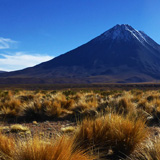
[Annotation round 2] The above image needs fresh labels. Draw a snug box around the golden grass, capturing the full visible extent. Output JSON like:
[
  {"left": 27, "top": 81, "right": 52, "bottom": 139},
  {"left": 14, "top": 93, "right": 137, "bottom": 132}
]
[
  {"left": 45, "top": 100, "right": 63, "bottom": 117},
  {"left": 116, "top": 97, "right": 136, "bottom": 114},
  {"left": 61, "top": 126, "right": 76, "bottom": 133},
  {"left": 0, "top": 132, "right": 94, "bottom": 160},
  {"left": 73, "top": 113, "right": 148, "bottom": 159},
  {"left": 10, "top": 124, "right": 29, "bottom": 133},
  {"left": 0, "top": 126, "right": 9, "bottom": 132},
  {"left": 1, "top": 89, "right": 160, "bottom": 126},
  {"left": 14, "top": 136, "right": 94, "bottom": 160},
  {"left": 1, "top": 89, "right": 160, "bottom": 159},
  {"left": 0, "top": 89, "right": 159, "bottom": 122},
  {"left": 0, "top": 132, "right": 15, "bottom": 159},
  {"left": 32, "top": 121, "right": 38, "bottom": 125},
  {"left": 0, "top": 99, "right": 22, "bottom": 118},
  {"left": 129, "top": 136, "right": 160, "bottom": 160}
]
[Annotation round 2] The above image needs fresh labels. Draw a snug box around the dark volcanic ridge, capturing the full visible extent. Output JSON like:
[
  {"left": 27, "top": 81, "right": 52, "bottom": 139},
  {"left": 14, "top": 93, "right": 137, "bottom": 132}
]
[
  {"left": 1, "top": 24, "right": 160, "bottom": 84},
  {"left": 0, "top": 71, "right": 6, "bottom": 73}
]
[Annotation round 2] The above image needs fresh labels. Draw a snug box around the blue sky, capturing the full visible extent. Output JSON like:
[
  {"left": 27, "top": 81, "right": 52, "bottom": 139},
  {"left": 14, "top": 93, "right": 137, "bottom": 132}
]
[{"left": 0, "top": 0, "right": 160, "bottom": 71}]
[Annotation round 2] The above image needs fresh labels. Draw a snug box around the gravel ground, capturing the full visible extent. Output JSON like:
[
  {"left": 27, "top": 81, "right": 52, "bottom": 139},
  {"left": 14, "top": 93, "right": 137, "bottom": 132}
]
[{"left": 0, "top": 120, "right": 77, "bottom": 139}]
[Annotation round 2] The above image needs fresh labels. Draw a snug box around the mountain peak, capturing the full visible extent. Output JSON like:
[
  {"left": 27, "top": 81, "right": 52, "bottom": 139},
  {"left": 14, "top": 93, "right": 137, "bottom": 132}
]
[
  {"left": 114, "top": 24, "right": 133, "bottom": 29},
  {"left": 100, "top": 24, "right": 148, "bottom": 44}
]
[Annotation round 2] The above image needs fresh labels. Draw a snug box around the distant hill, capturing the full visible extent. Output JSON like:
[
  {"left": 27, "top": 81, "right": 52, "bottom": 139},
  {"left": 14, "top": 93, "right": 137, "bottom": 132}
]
[{"left": 0, "top": 24, "right": 160, "bottom": 84}]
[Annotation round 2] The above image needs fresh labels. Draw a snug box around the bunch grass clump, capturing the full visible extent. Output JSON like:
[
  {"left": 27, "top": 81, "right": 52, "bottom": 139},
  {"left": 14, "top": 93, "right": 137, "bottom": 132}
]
[
  {"left": 10, "top": 124, "right": 29, "bottom": 133},
  {"left": 73, "top": 113, "right": 148, "bottom": 159},
  {"left": 0, "top": 132, "right": 95, "bottom": 160},
  {"left": 0, "top": 132, "right": 15, "bottom": 159},
  {"left": 14, "top": 136, "right": 94, "bottom": 160},
  {"left": 130, "top": 136, "right": 160, "bottom": 160}
]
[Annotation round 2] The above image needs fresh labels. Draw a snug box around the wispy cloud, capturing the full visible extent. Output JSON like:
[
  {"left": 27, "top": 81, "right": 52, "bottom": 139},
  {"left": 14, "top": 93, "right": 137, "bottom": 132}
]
[
  {"left": 0, "top": 36, "right": 54, "bottom": 71},
  {"left": 0, "top": 52, "right": 53, "bottom": 71},
  {"left": 0, "top": 37, "right": 17, "bottom": 49}
]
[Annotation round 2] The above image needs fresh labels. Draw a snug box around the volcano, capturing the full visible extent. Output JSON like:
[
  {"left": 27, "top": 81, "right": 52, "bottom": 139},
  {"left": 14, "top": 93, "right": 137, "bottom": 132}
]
[
  {"left": 0, "top": 71, "right": 6, "bottom": 73},
  {"left": 1, "top": 24, "right": 160, "bottom": 83}
]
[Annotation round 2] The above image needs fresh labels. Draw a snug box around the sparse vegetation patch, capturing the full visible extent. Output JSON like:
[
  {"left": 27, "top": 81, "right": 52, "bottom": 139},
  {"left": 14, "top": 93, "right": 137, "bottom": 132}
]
[{"left": 0, "top": 89, "right": 160, "bottom": 159}]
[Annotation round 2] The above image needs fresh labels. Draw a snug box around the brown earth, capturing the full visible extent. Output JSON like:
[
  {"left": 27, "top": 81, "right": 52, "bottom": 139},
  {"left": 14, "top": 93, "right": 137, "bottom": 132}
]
[{"left": 0, "top": 120, "right": 77, "bottom": 139}]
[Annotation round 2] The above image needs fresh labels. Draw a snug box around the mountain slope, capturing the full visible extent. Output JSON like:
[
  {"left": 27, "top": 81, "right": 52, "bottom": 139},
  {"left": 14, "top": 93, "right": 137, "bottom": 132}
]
[
  {"left": 1, "top": 24, "right": 160, "bottom": 83},
  {"left": 0, "top": 71, "right": 6, "bottom": 73}
]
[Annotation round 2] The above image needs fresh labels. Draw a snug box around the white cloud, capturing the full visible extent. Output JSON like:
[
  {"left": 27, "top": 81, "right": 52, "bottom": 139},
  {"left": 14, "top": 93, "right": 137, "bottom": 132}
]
[
  {"left": 0, "top": 52, "right": 53, "bottom": 71},
  {"left": 0, "top": 37, "right": 17, "bottom": 49},
  {"left": 0, "top": 36, "right": 53, "bottom": 71}
]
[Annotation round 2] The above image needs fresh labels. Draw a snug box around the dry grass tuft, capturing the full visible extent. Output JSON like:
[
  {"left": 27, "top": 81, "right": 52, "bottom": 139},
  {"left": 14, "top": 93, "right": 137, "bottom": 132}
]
[
  {"left": 14, "top": 136, "right": 94, "bottom": 160},
  {"left": 0, "top": 99, "right": 22, "bottom": 118},
  {"left": 130, "top": 136, "right": 160, "bottom": 160},
  {"left": 118, "top": 97, "right": 136, "bottom": 114},
  {"left": 61, "top": 126, "right": 76, "bottom": 133},
  {"left": 73, "top": 113, "right": 148, "bottom": 159},
  {"left": 45, "top": 100, "right": 63, "bottom": 117},
  {"left": 0, "top": 132, "right": 15, "bottom": 159},
  {"left": 10, "top": 124, "right": 29, "bottom": 133}
]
